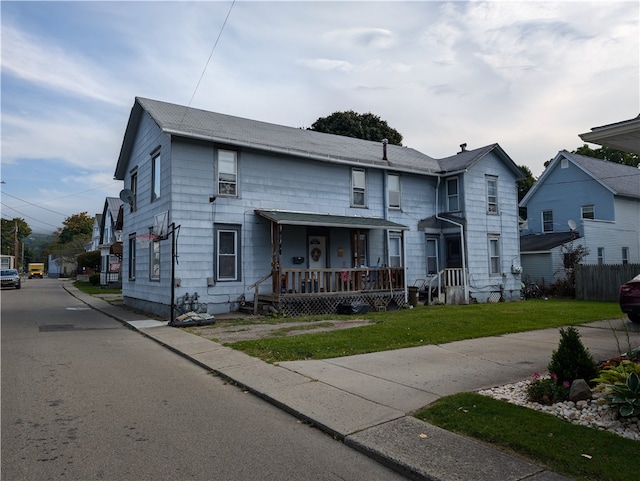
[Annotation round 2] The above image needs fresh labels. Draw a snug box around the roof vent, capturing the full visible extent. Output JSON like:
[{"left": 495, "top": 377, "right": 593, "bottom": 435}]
[
  {"left": 458, "top": 143, "right": 467, "bottom": 154},
  {"left": 382, "top": 139, "right": 388, "bottom": 160}
]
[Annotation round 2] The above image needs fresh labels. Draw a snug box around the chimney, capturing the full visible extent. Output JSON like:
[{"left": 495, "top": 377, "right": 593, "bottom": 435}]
[
  {"left": 382, "top": 139, "right": 388, "bottom": 160},
  {"left": 458, "top": 143, "right": 467, "bottom": 154}
]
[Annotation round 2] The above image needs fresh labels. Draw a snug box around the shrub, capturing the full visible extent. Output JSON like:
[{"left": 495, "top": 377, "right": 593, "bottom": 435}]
[
  {"left": 526, "top": 372, "right": 570, "bottom": 405},
  {"left": 547, "top": 326, "right": 598, "bottom": 386},
  {"left": 89, "top": 273, "right": 100, "bottom": 286},
  {"left": 603, "top": 373, "right": 640, "bottom": 418},
  {"left": 592, "top": 360, "right": 640, "bottom": 386}
]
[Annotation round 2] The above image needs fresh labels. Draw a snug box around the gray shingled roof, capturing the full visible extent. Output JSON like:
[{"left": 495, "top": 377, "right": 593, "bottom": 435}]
[
  {"left": 256, "top": 209, "right": 408, "bottom": 230},
  {"left": 520, "top": 232, "right": 579, "bottom": 252},
  {"left": 115, "top": 97, "right": 521, "bottom": 181},
  {"left": 564, "top": 152, "right": 640, "bottom": 199},
  {"left": 135, "top": 97, "right": 440, "bottom": 174}
]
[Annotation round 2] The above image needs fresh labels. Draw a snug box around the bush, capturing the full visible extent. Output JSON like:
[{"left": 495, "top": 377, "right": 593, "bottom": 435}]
[
  {"left": 89, "top": 273, "right": 100, "bottom": 286},
  {"left": 547, "top": 326, "right": 598, "bottom": 386},
  {"left": 527, "top": 373, "right": 570, "bottom": 405}
]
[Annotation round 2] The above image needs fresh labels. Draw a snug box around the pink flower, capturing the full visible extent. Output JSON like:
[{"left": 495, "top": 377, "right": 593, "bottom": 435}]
[
  {"left": 551, "top": 373, "right": 558, "bottom": 381},
  {"left": 531, "top": 372, "right": 541, "bottom": 381},
  {"left": 563, "top": 381, "right": 570, "bottom": 389}
]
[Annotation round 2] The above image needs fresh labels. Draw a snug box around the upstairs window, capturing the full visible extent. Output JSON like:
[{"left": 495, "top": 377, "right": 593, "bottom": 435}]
[
  {"left": 217, "top": 150, "right": 238, "bottom": 196},
  {"left": 130, "top": 170, "right": 138, "bottom": 212},
  {"left": 446, "top": 178, "right": 459, "bottom": 211},
  {"left": 486, "top": 176, "right": 498, "bottom": 214},
  {"left": 581, "top": 204, "right": 594, "bottom": 220},
  {"left": 542, "top": 210, "right": 553, "bottom": 232},
  {"left": 151, "top": 152, "right": 161, "bottom": 201},
  {"left": 352, "top": 168, "right": 366, "bottom": 207},
  {"left": 387, "top": 173, "right": 401, "bottom": 209},
  {"left": 128, "top": 234, "right": 136, "bottom": 280}
]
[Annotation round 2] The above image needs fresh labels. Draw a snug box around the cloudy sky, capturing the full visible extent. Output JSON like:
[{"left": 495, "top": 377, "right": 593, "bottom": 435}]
[{"left": 1, "top": 0, "right": 638, "bottom": 234}]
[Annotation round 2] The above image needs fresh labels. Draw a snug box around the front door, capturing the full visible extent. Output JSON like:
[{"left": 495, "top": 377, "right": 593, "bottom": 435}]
[
  {"left": 308, "top": 236, "right": 326, "bottom": 269},
  {"left": 446, "top": 237, "right": 462, "bottom": 268}
]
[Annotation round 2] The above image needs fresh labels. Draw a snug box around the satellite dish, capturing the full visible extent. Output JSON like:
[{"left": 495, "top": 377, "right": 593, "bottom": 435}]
[
  {"left": 119, "top": 189, "right": 134, "bottom": 205},
  {"left": 568, "top": 219, "right": 577, "bottom": 231}
]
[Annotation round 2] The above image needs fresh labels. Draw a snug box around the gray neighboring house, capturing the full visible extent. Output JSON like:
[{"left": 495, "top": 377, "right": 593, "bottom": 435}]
[
  {"left": 113, "top": 97, "right": 524, "bottom": 317},
  {"left": 98, "top": 197, "right": 123, "bottom": 286}
]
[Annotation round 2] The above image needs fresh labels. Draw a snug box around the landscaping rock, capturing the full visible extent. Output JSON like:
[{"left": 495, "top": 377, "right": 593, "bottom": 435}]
[{"left": 568, "top": 379, "right": 592, "bottom": 402}]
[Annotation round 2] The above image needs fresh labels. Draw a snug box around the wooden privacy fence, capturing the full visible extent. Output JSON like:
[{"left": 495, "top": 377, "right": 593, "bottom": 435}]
[{"left": 575, "top": 264, "right": 640, "bottom": 301}]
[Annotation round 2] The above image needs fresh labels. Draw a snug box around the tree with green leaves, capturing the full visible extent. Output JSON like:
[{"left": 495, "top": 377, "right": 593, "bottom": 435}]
[
  {"left": 310, "top": 111, "right": 403, "bottom": 145},
  {"left": 48, "top": 212, "right": 95, "bottom": 268},
  {"left": 1, "top": 217, "right": 32, "bottom": 256},
  {"left": 544, "top": 145, "right": 639, "bottom": 169},
  {"left": 516, "top": 165, "right": 536, "bottom": 219}
]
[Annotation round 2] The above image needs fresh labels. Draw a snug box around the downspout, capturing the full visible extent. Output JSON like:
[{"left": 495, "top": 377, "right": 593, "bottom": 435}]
[{"left": 435, "top": 177, "right": 469, "bottom": 304}]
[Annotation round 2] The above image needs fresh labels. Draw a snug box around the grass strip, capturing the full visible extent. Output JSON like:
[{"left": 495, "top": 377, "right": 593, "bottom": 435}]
[
  {"left": 415, "top": 393, "right": 638, "bottom": 481},
  {"left": 228, "top": 300, "right": 623, "bottom": 362}
]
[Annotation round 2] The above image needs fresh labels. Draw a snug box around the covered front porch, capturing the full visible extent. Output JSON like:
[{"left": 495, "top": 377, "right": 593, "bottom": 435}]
[{"left": 250, "top": 210, "right": 409, "bottom": 316}]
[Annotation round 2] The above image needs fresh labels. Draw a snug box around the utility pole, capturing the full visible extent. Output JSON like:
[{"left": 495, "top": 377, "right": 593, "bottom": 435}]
[{"left": 14, "top": 220, "right": 19, "bottom": 269}]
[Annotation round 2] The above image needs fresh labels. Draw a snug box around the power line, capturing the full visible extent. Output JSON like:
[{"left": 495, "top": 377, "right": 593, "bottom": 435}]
[{"left": 179, "top": 0, "right": 236, "bottom": 127}]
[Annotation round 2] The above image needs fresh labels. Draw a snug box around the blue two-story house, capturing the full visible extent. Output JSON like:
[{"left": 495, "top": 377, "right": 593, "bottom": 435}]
[
  {"left": 519, "top": 151, "right": 640, "bottom": 286},
  {"left": 113, "top": 97, "right": 523, "bottom": 317}
]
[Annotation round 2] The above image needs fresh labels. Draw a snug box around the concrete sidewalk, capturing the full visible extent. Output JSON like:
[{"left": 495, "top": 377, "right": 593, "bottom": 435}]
[{"left": 65, "top": 283, "right": 639, "bottom": 481}]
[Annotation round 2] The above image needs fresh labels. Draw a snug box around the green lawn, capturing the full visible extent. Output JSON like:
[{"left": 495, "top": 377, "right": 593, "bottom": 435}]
[
  {"left": 73, "top": 280, "right": 121, "bottom": 295},
  {"left": 416, "top": 393, "right": 638, "bottom": 481},
  {"left": 228, "top": 299, "right": 624, "bottom": 362}
]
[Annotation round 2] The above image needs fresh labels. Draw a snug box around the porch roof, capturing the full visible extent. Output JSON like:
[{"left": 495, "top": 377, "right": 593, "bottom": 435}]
[{"left": 255, "top": 210, "right": 408, "bottom": 230}]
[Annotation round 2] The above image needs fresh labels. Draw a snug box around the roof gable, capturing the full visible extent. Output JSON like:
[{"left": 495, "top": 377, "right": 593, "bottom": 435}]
[
  {"left": 436, "top": 143, "right": 524, "bottom": 179},
  {"left": 520, "top": 151, "right": 640, "bottom": 206}
]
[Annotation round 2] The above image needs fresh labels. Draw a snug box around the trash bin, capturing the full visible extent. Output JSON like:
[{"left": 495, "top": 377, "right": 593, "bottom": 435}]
[{"left": 408, "top": 286, "right": 419, "bottom": 307}]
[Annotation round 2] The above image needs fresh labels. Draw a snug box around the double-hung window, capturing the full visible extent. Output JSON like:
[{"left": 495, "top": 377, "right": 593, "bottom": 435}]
[
  {"left": 128, "top": 234, "right": 136, "bottom": 280},
  {"left": 446, "top": 178, "right": 459, "bottom": 211},
  {"left": 388, "top": 173, "right": 401, "bottom": 209},
  {"left": 542, "top": 210, "right": 553, "bottom": 232},
  {"left": 130, "top": 170, "right": 138, "bottom": 212},
  {"left": 215, "top": 224, "right": 241, "bottom": 281},
  {"left": 426, "top": 237, "right": 438, "bottom": 275},
  {"left": 388, "top": 232, "right": 402, "bottom": 268},
  {"left": 151, "top": 152, "right": 161, "bottom": 201},
  {"left": 488, "top": 235, "right": 501, "bottom": 276},
  {"left": 352, "top": 168, "right": 366, "bottom": 207},
  {"left": 486, "top": 176, "right": 498, "bottom": 214},
  {"left": 217, "top": 150, "right": 238, "bottom": 196},
  {"left": 581, "top": 205, "right": 594, "bottom": 220},
  {"left": 150, "top": 238, "right": 160, "bottom": 281}
]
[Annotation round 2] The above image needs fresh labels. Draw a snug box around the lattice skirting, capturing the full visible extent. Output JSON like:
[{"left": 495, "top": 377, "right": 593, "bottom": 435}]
[{"left": 277, "top": 292, "right": 406, "bottom": 317}]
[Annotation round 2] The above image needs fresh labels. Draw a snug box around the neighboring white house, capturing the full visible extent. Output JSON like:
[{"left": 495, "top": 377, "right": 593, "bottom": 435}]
[
  {"left": 98, "top": 197, "right": 123, "bottom": 286},
  {"left": 520, "top": 151, "right": 640, "bottom": 285},
  {"left": 113, "top": 97, "right": 524, "bottom": 317}
]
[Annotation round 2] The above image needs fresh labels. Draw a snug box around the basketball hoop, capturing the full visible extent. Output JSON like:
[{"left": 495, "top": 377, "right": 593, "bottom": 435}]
[{"left": 136, "top": 233, "right": 159, "bottom": 249}]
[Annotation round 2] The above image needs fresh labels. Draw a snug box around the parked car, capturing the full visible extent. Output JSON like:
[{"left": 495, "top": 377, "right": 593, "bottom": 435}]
[
  {"left": 1, "top": 269, "right": 21, "bottom": 289},
  {"left": 619, "top": 274, "right": 640, "bottom": 323}
]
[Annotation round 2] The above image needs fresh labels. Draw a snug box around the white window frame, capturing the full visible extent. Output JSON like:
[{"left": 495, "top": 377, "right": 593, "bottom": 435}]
[
  {"left": 542, "top": 210, "right": 553, "bottom": 232},
  {"left": 151, "top": 152, "right": 161, "bottom": 201},
  {"left": 622, "top": 247, "right": 629, "bottom": 265},
  {"left": 217, "top": 150, "right": 238, "bottom": 197},
  {"left": 352, "top": 168, "right": 366, "bottom": 207},
  {"left": 446, "top": 178, "right": 459, "bottom": 212},
  {"left": 150, "top": 238, "right": 160, "bottom": 281},
  {"left": 488, "top": 235, "right": 501, "bottom": 276},
  {"left": 215, "top": 225, "right": 241, "bottom": 281},
  {"left": 581, "top": 204, "right": 594, "bottom": 220},
  {"left": 426, "top": 237, "right": 438, "bottom": 275},
  {"left": 128, "top": 234, "right": 136, "bottom": 280},
  {"left": 130, "top": 170, "right": 138, "bottom": 212},
  {"left": 486, "top": 176, "right": 498, "bottom": 214},
  {"left": 597, "top": 247, "right": 605, "bottom": 265},
  {"left": 388, "top": 232, "right": 403, "bottom": 268},
  {"left": 387, "top": 173, "right": 401, "bottom": 209}
]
